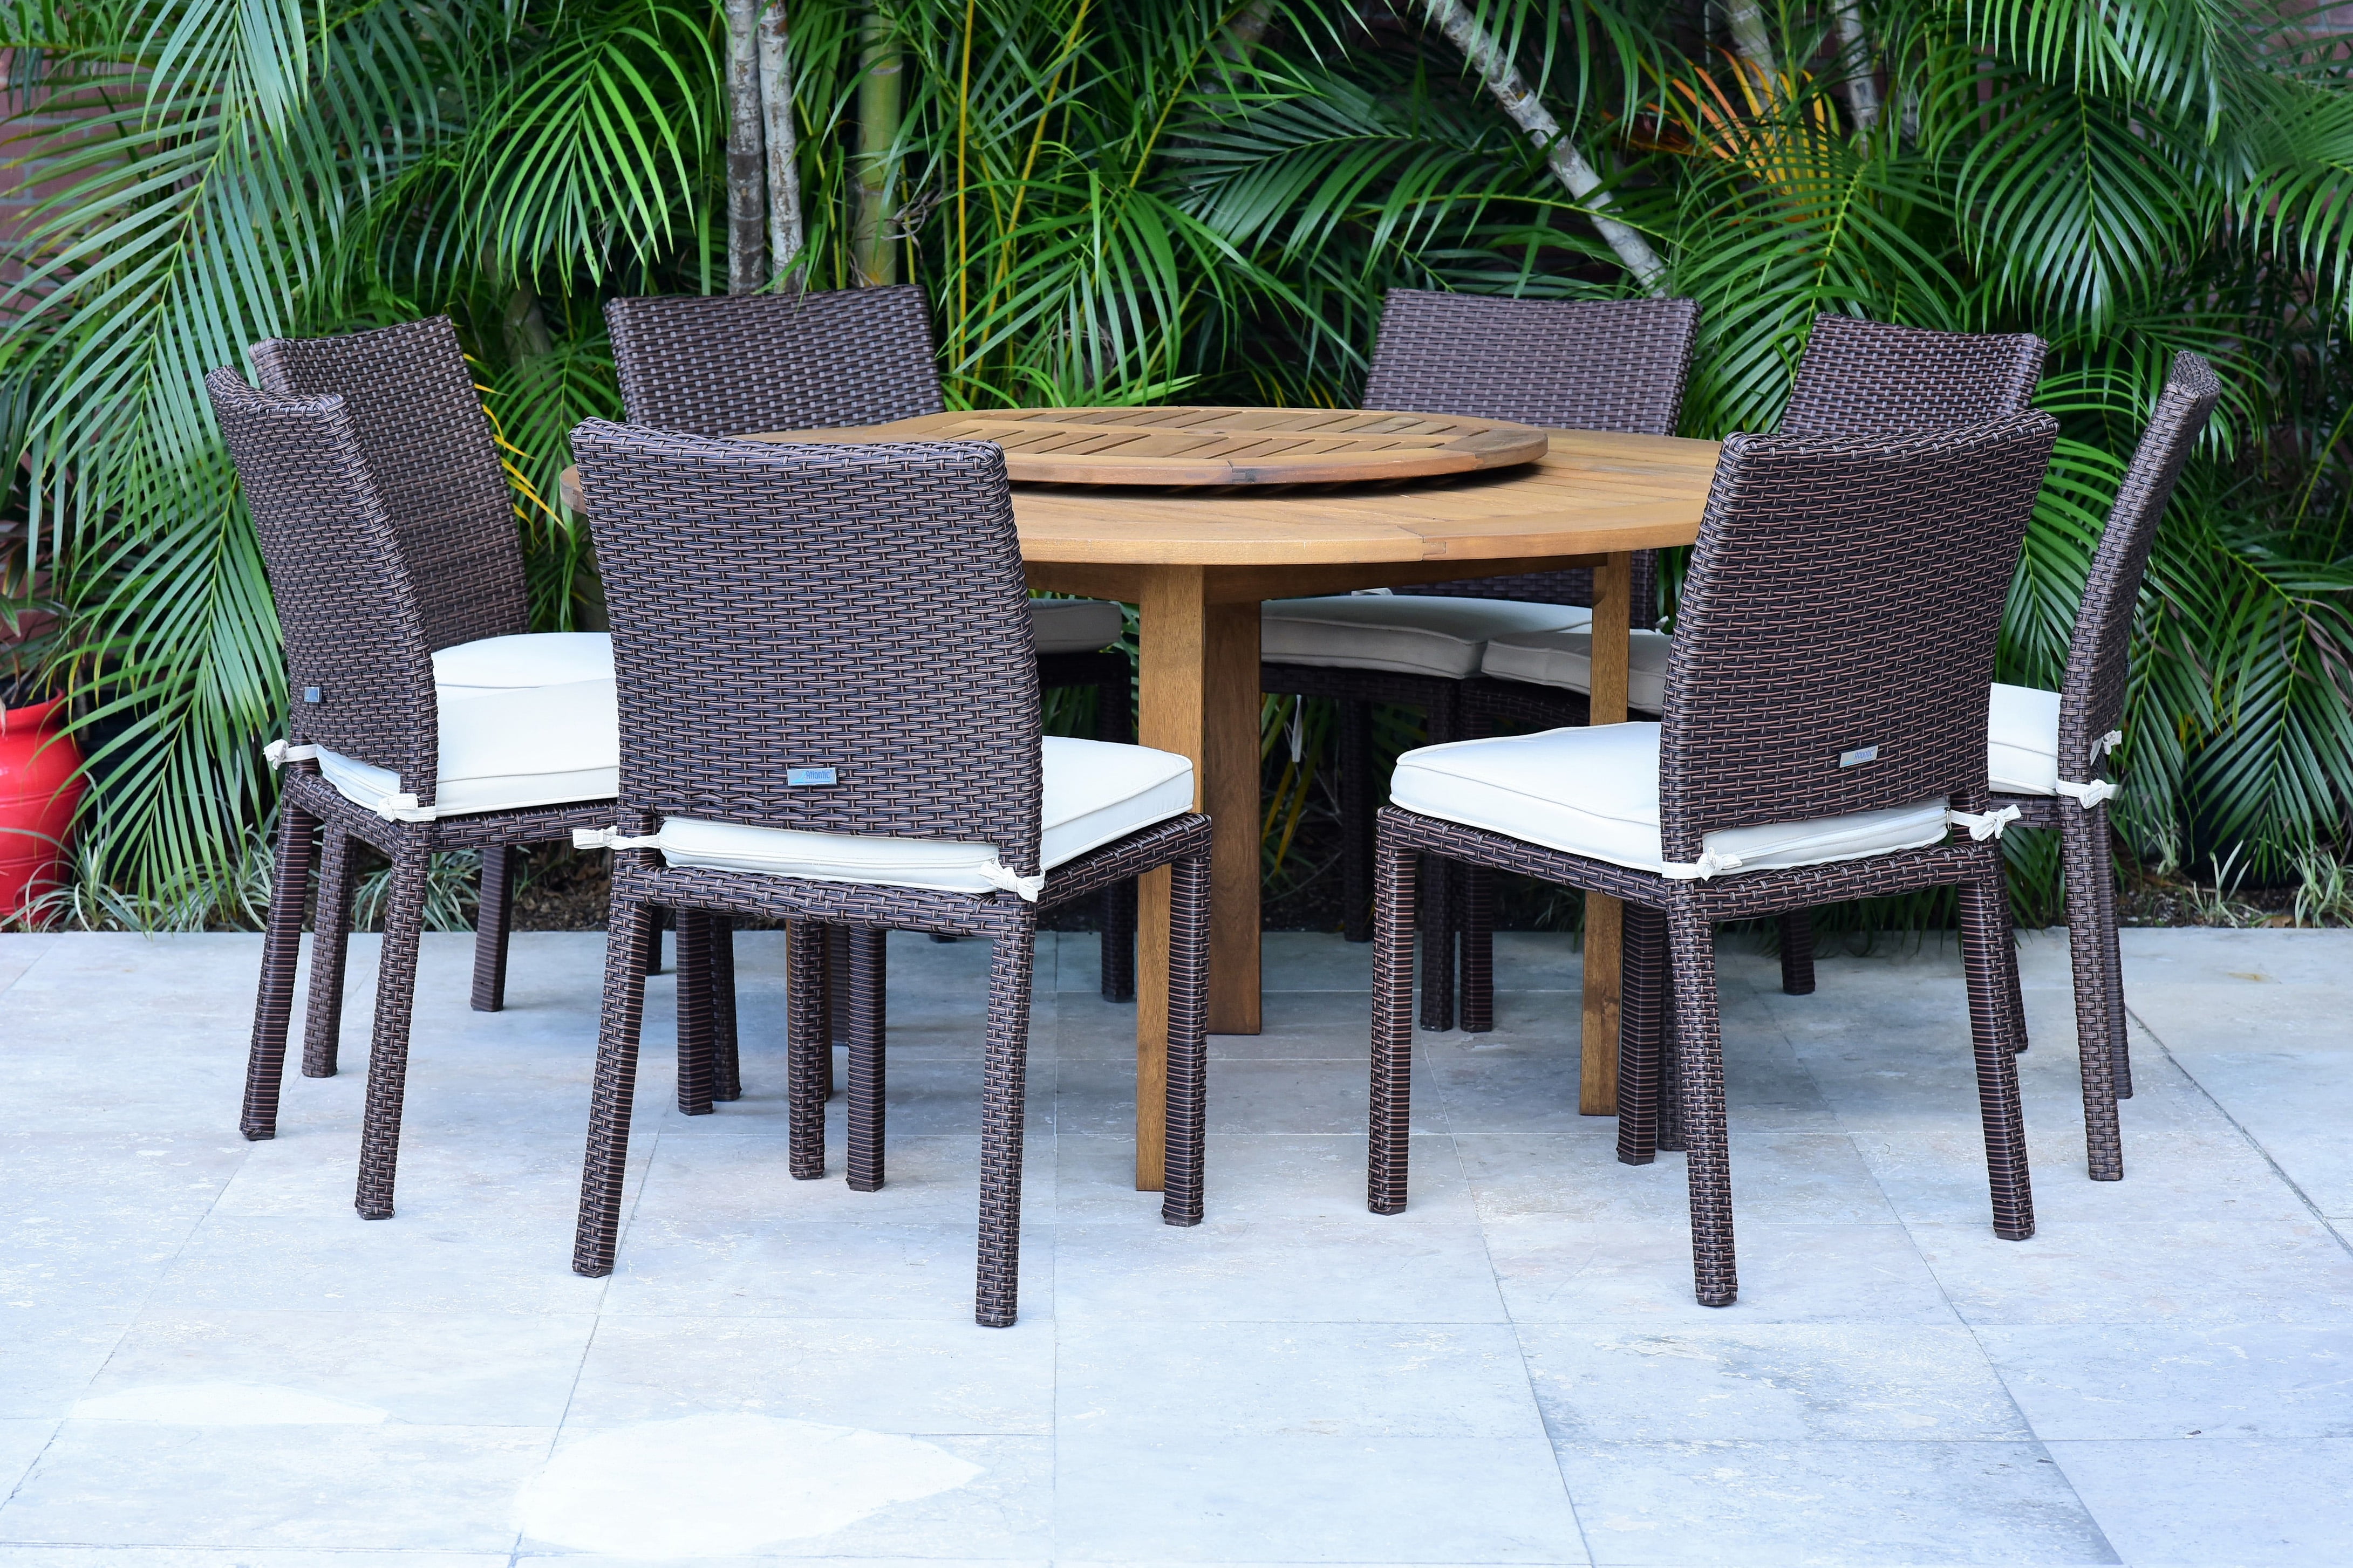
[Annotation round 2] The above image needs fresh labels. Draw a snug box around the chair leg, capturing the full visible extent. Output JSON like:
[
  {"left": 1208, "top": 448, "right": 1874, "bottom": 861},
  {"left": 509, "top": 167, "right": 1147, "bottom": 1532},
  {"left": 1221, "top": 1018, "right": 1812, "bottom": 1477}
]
[
  {"left": 2089, "top": 804, "right": 2133, "bottom": 1099},
  {"left": 354, "top": 850, "right": 431, "bottom": 1220},
  {"left": 786, "top": 921, "right": 827, "bottom": 1179},
  {"left": 823, "top": 924, "right": 847, "bottom": 1098},
  {"left": 574, "top": 898, "right": 654, "bottom": 1276},
  {"left": 1459, "top": 865, "right": 1494, "bottom": 1033},
  {"left": 1424, "top": 684, "right": 1464, "bottom": 1029},
  {"left": 2060, "top": 810, "right": 2124, "bottom": 1179},
  {"left": 711, "top": 917, "right": 741, "bottom": 1103},
  {"left": 1417, "top": 854, "right": 1456, "bottom": 1032},
  {"left": 1958, "top": 868, "right": 2037, "bottom": 1238},
  {"left": 1163, "top": 847, "right": 1212, "bottom": 1225},
  {"left": 471, "top": 845, "right": 520, "bottom": 1012},
  {"left": 644, "top": 907, "right": 665, "bottom": 976},
  {"left": 241, "top": 802, "right": 318, "bottom": 1141},
  {"left": 674, "top": 910, "right": 714, "bottom": 1116},
  {"left": 1617, "top": 902, "right": 1667, "bottom": 1166},
  {"left": 1100, "top": 880, "right": 1136, "bottom": 1003},
  {"left": 1666, "top": 901, "right": 1736, "bottom": 1306},
  {"left": 1367, "top": 833, "right": 1418, "bottom": 1214},
  {"left": 1655, "top": 953, "right": 1686, "bottom": 1155},
  {"left": 845, "top": 927, "right": 888, "bottom": 1193},
  {"left": 1339, "top": 697, "right": 1374, "bottom": 943},
  {"left": 974, "top": 913, "right": 1039, "bottom": 1327},
  {"left": 1777, "top": 909, "right": 1816, "bottom": 995},
  {"left": 301, "top": 825, "right": 353, "bottom": 1080}
]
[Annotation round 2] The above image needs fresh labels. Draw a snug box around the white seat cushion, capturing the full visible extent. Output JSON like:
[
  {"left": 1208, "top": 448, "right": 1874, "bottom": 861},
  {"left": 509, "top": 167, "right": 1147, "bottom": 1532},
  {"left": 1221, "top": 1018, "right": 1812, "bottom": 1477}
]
[
  {"left": 653, "top": 737, "right": 1193, "bottom": 894},
  {"left": 1031, "top": 598, "right": 1126, "bottom": 654},
  {"left": 1481, "top": 628, "right": 1672, "bottom": 712},
  {"left": 1390, "top": 722, "right": 1950, "bottom": 878},
  {"left": 431, "top": 631, "right": 612, "bottom": 690},
  {"left": 1262, "top": 595, "right": 1592, "bottom": 680},
  {"left": 1988, "top": 683, "right": 2062, "bottom": 796},
  {"left": 316, "top": 676, "right": 618, "bottom": 820}
]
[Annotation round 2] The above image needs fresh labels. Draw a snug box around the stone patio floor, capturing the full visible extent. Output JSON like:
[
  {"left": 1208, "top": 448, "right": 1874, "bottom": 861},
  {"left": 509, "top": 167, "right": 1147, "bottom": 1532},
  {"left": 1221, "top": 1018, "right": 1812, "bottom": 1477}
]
[{"left": 0, "top": 923, "right": 2348, "bottom": 1567}]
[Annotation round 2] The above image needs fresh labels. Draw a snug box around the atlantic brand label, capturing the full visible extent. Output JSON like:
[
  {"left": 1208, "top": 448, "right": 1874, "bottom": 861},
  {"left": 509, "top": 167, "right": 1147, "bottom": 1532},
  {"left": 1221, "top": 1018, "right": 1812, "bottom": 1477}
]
[
  {"left": 786, "top": 766, "right": 838, "bottom": 786},
  {"left": 1838, "top": 745, "right": 1879, "bottom": 768}
]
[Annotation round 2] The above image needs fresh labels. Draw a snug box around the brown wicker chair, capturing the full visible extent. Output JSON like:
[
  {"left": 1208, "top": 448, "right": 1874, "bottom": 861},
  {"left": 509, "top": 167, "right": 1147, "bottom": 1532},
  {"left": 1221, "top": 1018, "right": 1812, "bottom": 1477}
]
[
  {"left": 605, "top": 287, "right": 1140, "bottom": 1003},
  {"left": 564, "top": 421, "right": 1211, "bottom": 1328},
  {"left": 1260, "top": 290, "right": 1700, "bottom": 1029},
  {"left": 211, "top": 366, "right": 657, "bottom": 1220},
  {"left": 1977, "top": 352, "right": 2220, "bottom": 1178},
  {"left": 1468, "top": 312, "right": 2048, "bottom": 1002},
  {"left": 1369, "top": 413, "right": 2058, "bottom": 1306}
]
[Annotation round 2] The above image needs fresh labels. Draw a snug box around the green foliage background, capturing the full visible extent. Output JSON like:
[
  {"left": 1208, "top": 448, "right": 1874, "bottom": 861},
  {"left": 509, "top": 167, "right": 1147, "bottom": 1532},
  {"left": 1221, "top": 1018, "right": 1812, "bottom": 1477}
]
[{"left": 3, "top": 0, "right": 2351, "bottom": 921}]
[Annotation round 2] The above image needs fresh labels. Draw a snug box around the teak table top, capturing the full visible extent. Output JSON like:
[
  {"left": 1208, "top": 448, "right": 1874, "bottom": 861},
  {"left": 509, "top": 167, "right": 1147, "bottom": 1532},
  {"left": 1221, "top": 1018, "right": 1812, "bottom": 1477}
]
[{"left": 738, "top": 406, "right": 1551, "bottom": 486}]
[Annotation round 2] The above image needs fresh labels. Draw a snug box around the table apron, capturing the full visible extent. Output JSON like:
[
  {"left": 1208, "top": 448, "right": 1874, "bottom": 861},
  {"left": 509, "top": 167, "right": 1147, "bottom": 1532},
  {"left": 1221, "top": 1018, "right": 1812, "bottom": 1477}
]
[{"left": 1026, "top": 554, "right": 1611, "bottom": 604}]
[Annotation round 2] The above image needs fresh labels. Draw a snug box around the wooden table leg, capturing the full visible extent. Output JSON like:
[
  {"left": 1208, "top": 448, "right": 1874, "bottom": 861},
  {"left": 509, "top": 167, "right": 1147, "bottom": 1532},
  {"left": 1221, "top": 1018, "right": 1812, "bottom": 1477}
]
[
  {"left": 1582, "top": 550, "right": 1632, "bottom": 1117},
  {"left": 1133, "top": 567, "right": 1262, "bottom": 1190}
]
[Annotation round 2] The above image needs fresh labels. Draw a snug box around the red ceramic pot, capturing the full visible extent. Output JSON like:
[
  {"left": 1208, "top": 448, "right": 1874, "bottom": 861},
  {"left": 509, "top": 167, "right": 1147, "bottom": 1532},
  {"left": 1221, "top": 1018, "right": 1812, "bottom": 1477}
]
[{"left": 0, "top": 696, "right": 85, "bottom": 916}]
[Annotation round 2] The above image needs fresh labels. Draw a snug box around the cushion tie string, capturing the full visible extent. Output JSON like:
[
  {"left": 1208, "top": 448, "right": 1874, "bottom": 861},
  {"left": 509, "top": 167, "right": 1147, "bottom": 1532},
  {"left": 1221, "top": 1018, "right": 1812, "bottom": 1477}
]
[
  {"left": 977, "top": 862, "right": 1047, "bottom": 902},
  {"left": 2054, "top": 777, "right": 2119, "bottom": 809},
  {"left": 2100, "top": 729, "right": 2123, "bottom": 755},
  {"left": 262, "top": 740, "right": 319, "bottom": 769},
  {"left": 1947, "top": 805, "right": 2023, "bottom": 841},
  {"left": 574, "top": 826, "right": 664, "bottom": 851},
  {"left": 1656, "top": 850, "right": 1745, "bottom": 881}
]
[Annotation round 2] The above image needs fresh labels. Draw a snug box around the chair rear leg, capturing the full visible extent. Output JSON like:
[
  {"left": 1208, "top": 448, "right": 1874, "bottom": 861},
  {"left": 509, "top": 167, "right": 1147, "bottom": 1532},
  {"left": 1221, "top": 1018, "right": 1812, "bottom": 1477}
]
[
  {"left": 786, "top": 921, "right": 827, "bottom": 1179},
  {"left": 974, "top": 914, "right": 1039, "bottom": 1327},
  {"left": 242, "top": 802, "right": 318, "bottom": 1141},
  {"left": 674, "top": 910, "right": 715, "bottom": 1116},
  {"left": 1959, "top": 868, "right": 2037, "bottom": 1238},
  {"left": 711, "top": 917, "right": 741, "bottom": 1103},
  {"left": 1777, "top": 909, "right": 1816, "bottom": 995},
  {"left": 846, "top": 927, "right": 888, "bottom": 1193},
  {"left": 1100, "top": 880, "right": 1137, "bottom": 1003},
  {"left": 301, "top": 825, "right": 353, "bottom": 1080},
  {"left": 644, "top": 907, "right": 665, "bottom": 976},
  {"left": 1163, "top": 848, "right": 1212, "bottom": 1225},
  {"left": 1617, "top": 902, "right": 1667, "bottom": 1166},
  {"left": 1666, "top": 901, "right": 1736, "bottom": 1307},
  {"left": 470, "top": 845, "right": 519, "bottom": 1013},
  {"left": 1418, "top": 855, "right": 1457, "bottom": 1032},
  {"left": 2088, "top": 804, "right": 2133, "bottom": 1099},
  {"left": 1340, "top": 697, "right": 1373, "bottom": 943},
  {"left": 2060, "top": 810, "right": 2124, "bottom": 1179},
  {"left": 1368, "top": 833, "right": 1418, "bottom": 1214},
  {"left": 354, "top": 851, "right": 431, "bottom": 1220},
  {"left": 1459, "top": 865, "right": 1494, "bottom": 1033},
  {"left": 574, "top": 898, "right": 654, "bottom": 1276}
]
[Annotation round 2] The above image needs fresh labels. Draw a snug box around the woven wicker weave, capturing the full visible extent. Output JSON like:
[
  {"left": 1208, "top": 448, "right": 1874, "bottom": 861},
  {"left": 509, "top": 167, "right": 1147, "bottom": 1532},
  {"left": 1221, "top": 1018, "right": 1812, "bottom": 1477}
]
[
  {"left": 607, "top": 287, "right": 1137, "bottom": 1003},
  {"left": 1265, "top": 291, "right": 1700, "bottom": 1003},
  {"left": 1372, "top": 415, "right": 2057, "bottom": 1306},
  {"left": 211, "top": 367, "right": 628, "bottom": 1224},
  {"left": 564, "top": 421, "right": 1212, "bottom": 1327}
]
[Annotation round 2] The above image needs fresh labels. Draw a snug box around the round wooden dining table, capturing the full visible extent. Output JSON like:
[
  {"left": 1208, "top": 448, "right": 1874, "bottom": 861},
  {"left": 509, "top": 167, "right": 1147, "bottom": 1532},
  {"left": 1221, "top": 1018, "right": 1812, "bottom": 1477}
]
[{"left": 564, "top": 412, "right": 1723, "bottom": 1191}]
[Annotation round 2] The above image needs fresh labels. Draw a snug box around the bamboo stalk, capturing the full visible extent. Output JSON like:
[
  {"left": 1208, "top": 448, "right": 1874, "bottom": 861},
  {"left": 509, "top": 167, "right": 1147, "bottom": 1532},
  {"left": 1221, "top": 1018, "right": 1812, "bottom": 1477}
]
[
  {"left": 1832, "top": 3, "right": 1881, "bottom": 135},
  {"left": 725, "top": 0, "right": 767, "bottom": 294},
  {"left": 1410, "top": 0, "right": 1667, "bottom": 291},
  {"left": 850, "top": 9, "right": 903, "bottom": 287},
  {"left": 759, "top": 0, "right": 805, "bottom": 290}
]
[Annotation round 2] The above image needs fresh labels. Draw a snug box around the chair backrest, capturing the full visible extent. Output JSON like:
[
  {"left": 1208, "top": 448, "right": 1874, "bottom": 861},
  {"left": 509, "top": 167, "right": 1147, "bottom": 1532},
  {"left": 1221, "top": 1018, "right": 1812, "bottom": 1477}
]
[
  {"left": 207, "top": 368, "right": 440, "bottom": 802},
  {"left": 247, "top": 317, "right": 527, "bottom": 653},
  {"left": 1369, "top": 291, "right": 1702, "bottom": 613},
  {"left": 2063, "top": 351, "right": 2220, "bottom": 778},
  {"left": 569, "top": 421, "right": 1042, "bottom": 875},
  {"left": 604, "top": 286, "right": 945, "bottom": 436},
  {"left": 1656, "top": 414, "right": 2058, "bottom": 861},
  {"left": 1780, "top": 314, "right": 2047, "bottom": 436}
]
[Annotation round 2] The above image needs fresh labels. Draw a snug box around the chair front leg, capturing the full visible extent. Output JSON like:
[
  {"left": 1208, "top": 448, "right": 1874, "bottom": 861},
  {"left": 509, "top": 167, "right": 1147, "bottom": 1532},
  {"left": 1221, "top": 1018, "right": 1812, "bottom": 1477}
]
[
  {"left": 845, "top": 927, "right": 888, "bottom": 1193},
  {"left": 674, "top": 910, "right": 715, "bottom": 1116},
  {"left": 1776, "top": 909, "right": 1816, "bottom": 996},
  {"left": 1162, "top": 847, "right": 1212, "bottom": 1225},
  {"left": 302, "top": 825, "right": 354, "bottom": 1079},
  {"left": 574, "top": 897, "right": 655, "bottom": 1276},
  {"left": 470, "top": 844, "right": 520, "bottom": 1012},
  {"left": 1367, "top": 832, "right": 1418, "bottom": 1215},
  {"left": 974, "top": 911, "right": 1038, "bottom": 1328},
  {"left": 711, "top": 917, "right": 741, "bottom": 1103},
  {"left": 1959, "top": 868, "right": 2038, "bottom": 1237},
  {"left": 1616, "top": 902, "right": 1667, "bottom": 1166},
  {"left": 354, "top": 850, "right": 431, "bottom": 1220},
  {"left": 786, "top": 921, "right": 828, "bottom": 1179},
  {"left": 1666, "top": 900, "right": 1736, "bottom": 1307},
  {"left": 241, "top": 800, "right": 318, "bottom": 1141}
]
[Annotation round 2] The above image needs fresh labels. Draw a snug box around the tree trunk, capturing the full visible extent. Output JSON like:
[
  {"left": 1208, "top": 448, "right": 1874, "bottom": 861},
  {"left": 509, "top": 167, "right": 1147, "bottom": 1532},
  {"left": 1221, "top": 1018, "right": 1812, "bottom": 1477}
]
[
  {"left": 1833, "top": 4, "right": 1881, "bottom": 135},
  {"left": 759, "top": 0, "right": 805, "bottom": 289},
  {"left": 850, "top": 9, "right": 902, "bottom": 287},
  {"left": 1722, "top": 0, "right": 1781, "bottom": 98},
  {"left": 725, "top": 0, "right": 767, "bottom": 294},
  {"left": 1411, "top": 0, "right": 1666, "bottom": 292}
]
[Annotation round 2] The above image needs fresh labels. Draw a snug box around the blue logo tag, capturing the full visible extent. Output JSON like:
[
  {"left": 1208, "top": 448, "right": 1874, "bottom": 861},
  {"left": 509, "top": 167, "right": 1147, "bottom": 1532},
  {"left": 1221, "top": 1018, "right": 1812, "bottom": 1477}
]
[
  {"left": 786, "top": 766, "right": 838, "bottom": 786},
  {"left": 1838, "top": 745, "right": 1879, "bottom": 768}
]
